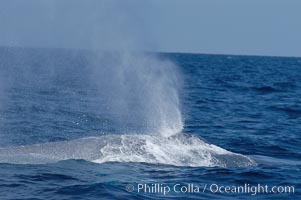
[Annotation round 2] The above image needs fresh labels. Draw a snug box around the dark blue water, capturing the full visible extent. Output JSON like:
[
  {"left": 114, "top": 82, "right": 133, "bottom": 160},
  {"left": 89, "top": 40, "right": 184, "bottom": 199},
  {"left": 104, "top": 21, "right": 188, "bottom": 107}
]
[{"left": 0, "top": 47, "right": 300, "bottom": 199}]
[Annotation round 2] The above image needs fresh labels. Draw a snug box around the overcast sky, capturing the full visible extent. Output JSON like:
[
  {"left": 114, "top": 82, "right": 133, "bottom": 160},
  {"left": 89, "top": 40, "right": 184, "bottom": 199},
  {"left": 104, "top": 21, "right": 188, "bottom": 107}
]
[{"left": 0, "top": 0, "right": 300, "bottom": 57}]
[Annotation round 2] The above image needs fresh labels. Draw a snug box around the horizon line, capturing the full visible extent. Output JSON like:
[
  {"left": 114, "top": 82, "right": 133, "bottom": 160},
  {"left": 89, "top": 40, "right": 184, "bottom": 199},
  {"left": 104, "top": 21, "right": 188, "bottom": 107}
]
[{"left": 0, "top": 45, "right": 300, "bottom": 59}]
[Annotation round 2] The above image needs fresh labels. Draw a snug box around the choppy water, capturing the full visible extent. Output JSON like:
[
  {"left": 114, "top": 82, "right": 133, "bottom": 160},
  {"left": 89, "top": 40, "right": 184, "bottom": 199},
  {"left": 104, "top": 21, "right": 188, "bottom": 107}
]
[{"left": 0, "top": 47, "right": 300, "bottom": 199}]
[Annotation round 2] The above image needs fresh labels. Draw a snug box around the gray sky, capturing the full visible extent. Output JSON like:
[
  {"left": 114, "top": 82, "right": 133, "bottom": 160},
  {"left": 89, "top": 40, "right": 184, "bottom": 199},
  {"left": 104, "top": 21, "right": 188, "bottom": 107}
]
[
  {"left": 0, "top": 0, "right": 300, "bottom": 57},
  {"left": 150, "top": 0, "right": 301, "bottom": 57}
]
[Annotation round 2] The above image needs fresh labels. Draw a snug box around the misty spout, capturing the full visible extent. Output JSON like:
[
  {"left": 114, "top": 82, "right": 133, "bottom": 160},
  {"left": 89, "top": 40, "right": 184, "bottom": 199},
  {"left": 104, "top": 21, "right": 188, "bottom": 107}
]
[{"left": 90, "top": 51, "right": 183, "bottom": 137}]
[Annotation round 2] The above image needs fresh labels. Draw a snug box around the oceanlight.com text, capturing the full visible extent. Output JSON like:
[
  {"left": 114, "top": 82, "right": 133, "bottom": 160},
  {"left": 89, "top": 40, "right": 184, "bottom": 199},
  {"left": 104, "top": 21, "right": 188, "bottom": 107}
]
[{"left": 126, "top": 183, "right": 295, "bottom": 196}]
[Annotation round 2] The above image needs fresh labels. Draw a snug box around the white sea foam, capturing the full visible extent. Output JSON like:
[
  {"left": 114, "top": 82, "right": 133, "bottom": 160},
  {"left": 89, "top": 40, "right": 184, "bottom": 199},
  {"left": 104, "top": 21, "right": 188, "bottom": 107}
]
[{"left": 94, "top": 134, "right": 256, "bottom": 167}]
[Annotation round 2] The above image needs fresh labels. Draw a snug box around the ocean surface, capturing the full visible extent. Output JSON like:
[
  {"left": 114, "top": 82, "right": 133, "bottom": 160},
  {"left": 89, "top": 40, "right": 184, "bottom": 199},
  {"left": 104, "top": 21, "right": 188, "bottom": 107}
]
[{"left": 0, "top": 47, "right": 300, "bottom": 199}]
